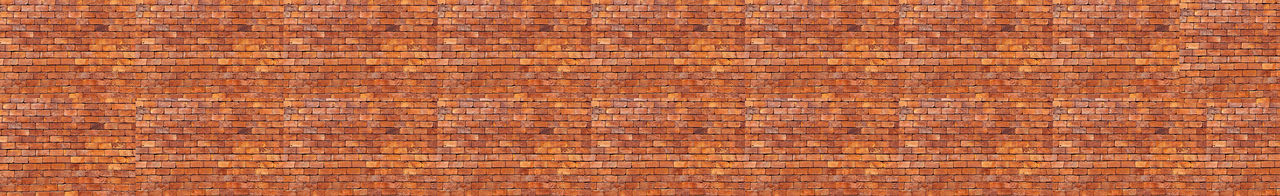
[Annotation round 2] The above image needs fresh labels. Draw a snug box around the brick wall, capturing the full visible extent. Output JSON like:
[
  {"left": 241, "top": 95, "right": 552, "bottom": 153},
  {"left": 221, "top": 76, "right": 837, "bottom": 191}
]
[{"left": 2, "top": 0, "right": 1278, "bottom": 195}]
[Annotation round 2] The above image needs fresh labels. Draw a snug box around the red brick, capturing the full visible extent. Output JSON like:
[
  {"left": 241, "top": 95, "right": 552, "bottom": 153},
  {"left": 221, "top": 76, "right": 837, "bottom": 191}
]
[{"left": 4, "top": 0, "right": 1280, "bottom": 194}]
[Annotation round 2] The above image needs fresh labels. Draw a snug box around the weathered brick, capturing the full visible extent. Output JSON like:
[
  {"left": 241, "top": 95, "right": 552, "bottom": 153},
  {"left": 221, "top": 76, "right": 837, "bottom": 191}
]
[{"left": 3, "top": 0, "right": 1279, "bottom": 195}]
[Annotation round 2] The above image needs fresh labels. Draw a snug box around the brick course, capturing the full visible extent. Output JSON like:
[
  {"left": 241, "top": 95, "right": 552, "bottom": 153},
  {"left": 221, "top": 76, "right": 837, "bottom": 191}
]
[{"left": 2, "top": 0, "right": 1279, "bottom": 195}]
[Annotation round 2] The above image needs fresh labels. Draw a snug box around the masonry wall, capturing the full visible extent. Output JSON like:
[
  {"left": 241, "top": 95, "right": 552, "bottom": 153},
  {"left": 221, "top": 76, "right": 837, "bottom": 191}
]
[{"left": 1, "top": 0, "right": 1278, "bottom": 195}]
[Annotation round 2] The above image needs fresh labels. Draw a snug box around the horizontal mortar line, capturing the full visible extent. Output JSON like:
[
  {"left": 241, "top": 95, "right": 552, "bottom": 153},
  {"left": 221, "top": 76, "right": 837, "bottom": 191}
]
[
  {"left": 124, "top": 159, "right": 1280, "bottom": 161},
  {"left": 77, "top": 185, "right": 1280, "bottom": 189},
  {"left": 4, "top": 44, "right": 1178, "bottom": 47},
  {"left": 126, "top": 166, "right": 1280, "bottom": 169},
  {"left": 119, "top": 177, "right": 1280, "bottom": 180},
  {"left": 129, "top": 153, "right": 1280, "bottom": 156},
  {"left": 106, "top": 85, "right": 1179, "bottom": 87},
  {"left": 1, "top": 58, "right": 1181, "bottom": 61},
  {"left": 113, "top": 183, "right": 1280, "bottom": 185},
  {"left": 0, "top": 44, "right": 1178, "bottom": 47},
  {"left": 127, "top": 147, "right": 1275, "bottom": 149},
  {"left": 66, "top": 182, "right": 1184, "bottom": 185},
  {"left": 0, "top": 55, "right": 1180, "bottom": 57},
  {"left": 129, "top": 154, "right": 1280, "bottom": 157},
  {"left": 128, "top": 136, "right": 1277, "bottom": 139},
  {"left": 129, "top": 135, "right": 1280, "bottom": 138},
  {"left": 127, "top": 145, "right": 1275, "bottom": 148},
  {"left": 138, "top": 177, "right": 1274, "bottom": 180},
  {"left": 128, "top": 145, "right": 1280, "bottom": 147},
  {"left": 121, "top": 135, "right": 1280, "bottom": 138},
  {"left": 0, "top": 4, "right": 450, "bottom": 5},
  {"left": 0, "top": 73, "right": 1182, "bottom": 76},
  {"left": 122, "top": 174, "right": 1280, "bottom": 177},
  {"left": 28, "top": 170, "right": 1278, "bottom": 174},
  {"left": 0, "top": 30, "right": 1082, "bottom": 33},
  {"left": 0, "top": 115, "right": 131, "bottom": 117},
  {"left": 114, "top": 188, "right": 1280, "bottom": 192},
  {"left": 117, "top": 133, "right": 1280, "bottom": 137},
  {"left": 122, "top": 188, "right": 1280, "bottom": 191}
]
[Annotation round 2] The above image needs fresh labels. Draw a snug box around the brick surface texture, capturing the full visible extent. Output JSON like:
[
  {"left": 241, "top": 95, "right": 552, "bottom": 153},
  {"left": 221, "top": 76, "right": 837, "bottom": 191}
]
[{"left": 1, "top": 0, "right": 1279, "bottom": 195}]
